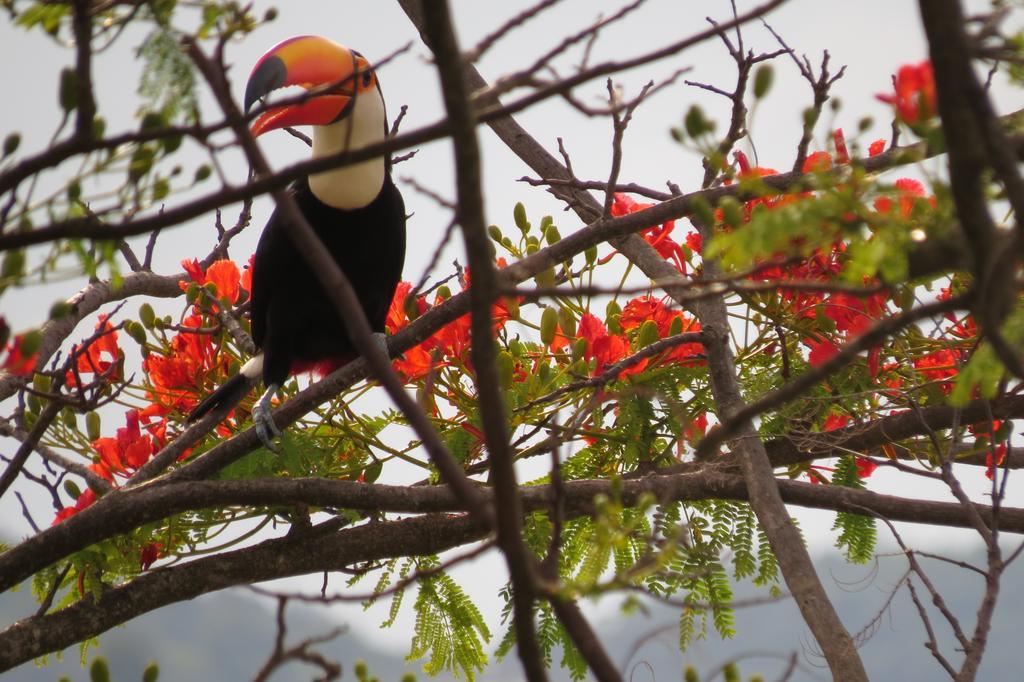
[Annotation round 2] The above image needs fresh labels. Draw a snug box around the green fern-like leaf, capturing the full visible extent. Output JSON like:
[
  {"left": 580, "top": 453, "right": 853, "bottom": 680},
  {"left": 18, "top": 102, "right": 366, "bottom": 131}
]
[{"left": 831, "top": 456, "right": 877, "bottom": 563}]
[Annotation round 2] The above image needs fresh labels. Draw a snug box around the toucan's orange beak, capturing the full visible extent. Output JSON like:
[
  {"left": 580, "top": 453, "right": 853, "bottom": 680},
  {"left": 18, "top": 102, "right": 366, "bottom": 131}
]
[{"left": 244, "top": 35, "right": 361, "bottom": 138}]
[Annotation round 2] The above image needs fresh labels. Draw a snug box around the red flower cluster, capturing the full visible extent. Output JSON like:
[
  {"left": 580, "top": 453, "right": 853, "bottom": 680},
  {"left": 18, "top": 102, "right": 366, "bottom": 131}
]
[
  {"left": 609, "top": 193, "right": 700, "bottom": 273},
  {"left": 619, "top": 295, "right": 704, "bottom": 367},
  {"left": 874, "top": 177, "right": 935, "bottom": 217},
  {"left": 877, "top": 61, "right": 937, "bottom": 125},
  {"left": 181, "top": 257, "right": 252, "bottom": 308},
  {"left": 385, "top": 275, "right": 517, "bottom": 382},
  {"left": 91, "top": 409, "right": 164, "bottom": 479},
  {"left": 576, "top": 312, "right": 639, "bottom": 376},
  {"left": 65, "top": 315, "right": 121, "bottom": 388},
  {"left": 141, "top": 258, "right": 254, "bottom": 416},
  {"left": 142, "top": 314, "right": 225, "bottom": 416}
]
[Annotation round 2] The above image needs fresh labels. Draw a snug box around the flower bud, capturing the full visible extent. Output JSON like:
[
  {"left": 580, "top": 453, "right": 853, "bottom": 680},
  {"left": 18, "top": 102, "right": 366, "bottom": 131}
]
[
  {"left": 64, "top": 479, "right": 82, "bottom": 499},
  {"left": 127, "top": 321, "right": 147, "bottom": 345},
  {"left": 139, "top": 303, "right": 156, "bottom": 329},
  {"left": 513, "top": 202, "right": 529, "bottom": 232},
  {"left": 59, "top": 68, "right": 78, "bottom": 113},
  {"left": 637, "top": 319, "right": 660, "bottom": 348},
  {"left": 49, "top": 300, "right": 72, "bottom": 320},
  {"left": 497, "top": 350, "right": 514, "bottom": 388},
  {"left": 718, "top": 196, "right": 744, "bottom": 228},
  {"left": 753, "top": 64, "right": 774, "bottom": 99},
  {"left": 2, "top": 132, "right": 20, "bottom": 158},
  {"left": 540, "top": 307, "right": 558, "bottom": 346},
  {"left": 86, "top": 412, "right": 101, "bottom": 441}
]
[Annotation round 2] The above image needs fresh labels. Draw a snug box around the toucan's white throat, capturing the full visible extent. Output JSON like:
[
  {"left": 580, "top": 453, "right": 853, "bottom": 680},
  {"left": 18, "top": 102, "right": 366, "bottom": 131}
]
[{"left": 309, "top": 88, "right": 387, "bottom": 211}]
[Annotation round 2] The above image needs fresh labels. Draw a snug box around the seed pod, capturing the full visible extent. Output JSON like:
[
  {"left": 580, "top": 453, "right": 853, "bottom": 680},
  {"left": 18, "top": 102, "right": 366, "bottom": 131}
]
[
  {"left": 403, "top": 293, "right": 420, "bottom": 321},
  {"left": 637, "top": 319, "right": 660, "bottom": 348},
  {"left": 59, "top": 68, "right": 78, "bottom": 113},
  {"left": 684, "top": 104, "right": 711, "bottom": 138},
  {"left": 689, "top": 195, "right": 715, "bottom": 227},
  {"left": 497, "top": 350, "right": 514, "bottom": 388},
  {"left": 487, "top": 224, "right": 503, "bottom": 241},
  {"left": 513, "top": 202, "right": 529, "bottom": 232},
  {"left": 558, "top": 307, "right": 576, "bottom": 339},
  {"left": 90, "top": 656, "right": 110, "bottom": 682},
  {"left": 718, "top": 196, "right": 744, "bottom": 228},
  {"left": 753, "top": 64, "right": 774, "bottom": 99},
  {"left": 544, "top": 225, "right": 561, "bottom": 245},
  {"left": 571, "top": 337, "right": 587, "bottom": 361},
  {"left": 139, "top": 111, "right": 164, "bottom": 132},
  {"left": 139, "top": 303, "right": 156, "bottom": 329},
  {"left": 802, "top": 106, "right": 820, "bottom": 129},
  {"left": 193, "top": 164, "right": 212, "bottom": 183},
  {"left": 2, "top": 249, "right": 25, "bottom": 279},
  {"left": 143, "top": 662, "right": 160, "bottom": 682},
  {"left": 2, "top": 132, "right": 20, "bottom": 158},
  {"left": 503, "top": 296, "right": 520, "bottom": 320},
  {"left": 32, "top": 373, "right": 51, "bottom": 393},
  {"left": 606, "top": 300, "right": 622, "bottom": 334},
  {"left": 540, "top": 307, "right": 558, "bottom": 346},
  {"left": 49, "top": 300, "right": 72, "bottom": 320},
  {"left": 64, "top": 479, "right": 82, "bottom": 499},
  {"left": 534, "top": 267, "right": 555, "bottom": 288},
  {"left": 86, "top": 412, "right": 101, "bottom": 441},
  {"left": 127, "top": 321, "right": 147, "bottom": 345},
  {"left": 19, "top": 329, "right": 42, "bottom": 357},
  {"left": 62, "top": 407, "right": 77, "bottom": 429}
]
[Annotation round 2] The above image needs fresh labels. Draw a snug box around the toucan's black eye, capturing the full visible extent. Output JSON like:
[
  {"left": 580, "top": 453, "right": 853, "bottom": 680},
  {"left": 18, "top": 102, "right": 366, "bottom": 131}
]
[{"left": 362, "top": 72, "right": 373, "bottom": 87}]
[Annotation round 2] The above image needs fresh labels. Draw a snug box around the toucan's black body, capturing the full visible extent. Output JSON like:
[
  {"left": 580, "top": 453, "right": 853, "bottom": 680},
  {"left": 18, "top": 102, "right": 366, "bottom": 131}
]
[
  {"left": 251, "top": 174, "right": 406, "bottom": 386},
  {"left": 187, "top": 35, "right": 405, "bottom": 430}
]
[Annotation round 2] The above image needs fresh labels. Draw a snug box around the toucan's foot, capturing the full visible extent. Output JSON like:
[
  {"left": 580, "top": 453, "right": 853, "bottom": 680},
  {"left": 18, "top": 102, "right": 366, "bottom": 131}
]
[{"left": 253, "top": 383, "right": 282, "bottom": 452}]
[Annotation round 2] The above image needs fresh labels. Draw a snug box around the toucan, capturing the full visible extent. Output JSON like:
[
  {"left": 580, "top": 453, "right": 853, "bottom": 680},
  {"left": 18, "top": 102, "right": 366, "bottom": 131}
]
[{"left": 188, "top": 35, "right": 407, "bottom": 447}]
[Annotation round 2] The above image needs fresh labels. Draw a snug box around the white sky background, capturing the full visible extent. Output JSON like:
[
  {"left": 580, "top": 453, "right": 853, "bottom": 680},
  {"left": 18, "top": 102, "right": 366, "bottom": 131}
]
[{"left": 1, "top": 0, "right": 1022, "bottom": 658}]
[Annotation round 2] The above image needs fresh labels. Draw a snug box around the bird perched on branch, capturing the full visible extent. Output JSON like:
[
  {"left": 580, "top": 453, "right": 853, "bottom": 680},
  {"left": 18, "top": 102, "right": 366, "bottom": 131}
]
[{"left": 188, "top": 36, "right": 407, "bottom": 448}]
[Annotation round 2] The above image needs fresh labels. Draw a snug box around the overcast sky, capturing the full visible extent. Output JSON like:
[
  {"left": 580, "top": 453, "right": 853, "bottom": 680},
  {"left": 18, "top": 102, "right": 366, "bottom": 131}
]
[{"left": 1, "top": 0, "right": 1020, "bottom": 659}]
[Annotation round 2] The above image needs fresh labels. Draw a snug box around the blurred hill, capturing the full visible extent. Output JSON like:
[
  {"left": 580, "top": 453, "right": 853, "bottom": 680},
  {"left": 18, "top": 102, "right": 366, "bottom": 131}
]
[{"left": 2, "top": 543, "right": 1019, "bottom": 681}]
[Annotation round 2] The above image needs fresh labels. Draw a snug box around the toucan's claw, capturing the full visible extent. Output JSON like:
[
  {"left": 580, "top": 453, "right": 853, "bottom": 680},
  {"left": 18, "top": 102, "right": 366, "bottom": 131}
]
[{"left": 253, "top": 383, "right": 282, "bottom": 452}]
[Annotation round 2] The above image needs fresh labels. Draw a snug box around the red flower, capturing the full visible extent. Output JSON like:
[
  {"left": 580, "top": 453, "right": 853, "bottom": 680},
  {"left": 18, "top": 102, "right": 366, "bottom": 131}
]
[
  {"left": 914, "top": 348, "right": 958, "bottom": 386},
  {"left": 576, "top": 312, "right": 639, "bottom": 376},
  {"left": 1, "top": 334, "right": 39, "bottom": 376},
  {"left": 807, "top": 339, "right": 840, "bottom": 367},
  {"left": 140, "top": 542, "right": 162, "bottom": 570},
  {"left": 180, "top": 258, "right": 244, "bottom": 308},
  {"left": 874, "top": 177, "right": 932, "bottom": 218},
  {"left": 619, "top": 296, "right": 704, "bottom": 367},
  {"left": 822, "top": 413, "right": 850, "bottom": 431},
  {"left": 877, "top": 61, "right": 937, "bottom": 125},
  {"left": 65, "top": 315, "right": 121, "bottom": 387},
  {"left": 92, "top": 409, "right": 156, "bottom": 477},
  {"left": 868, "top": 139, "right": 887, "bottom": 157},
  {"left": 855, "top": 457, "right": 878, "bottom": 479},
  {"left": 803, "top": 151, "right": 833, "bottom": 173},
  {"left": 143, "top": 315, "right": 223, "bottom": 414},
  {"left": 241, "top": 254, "right": 255, "bottom": 296},
  {"left": 610, "top": 194, "right": 687, "bottom": 273},
  {"left": 986, "top": 444, "right": 1007, "bottom": 481},
  {"left": 53, "top": 487, "right": 97, "bottom": 524},
  {"left": 833, "top": 129, "right": 850, "bottom": 165}
]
